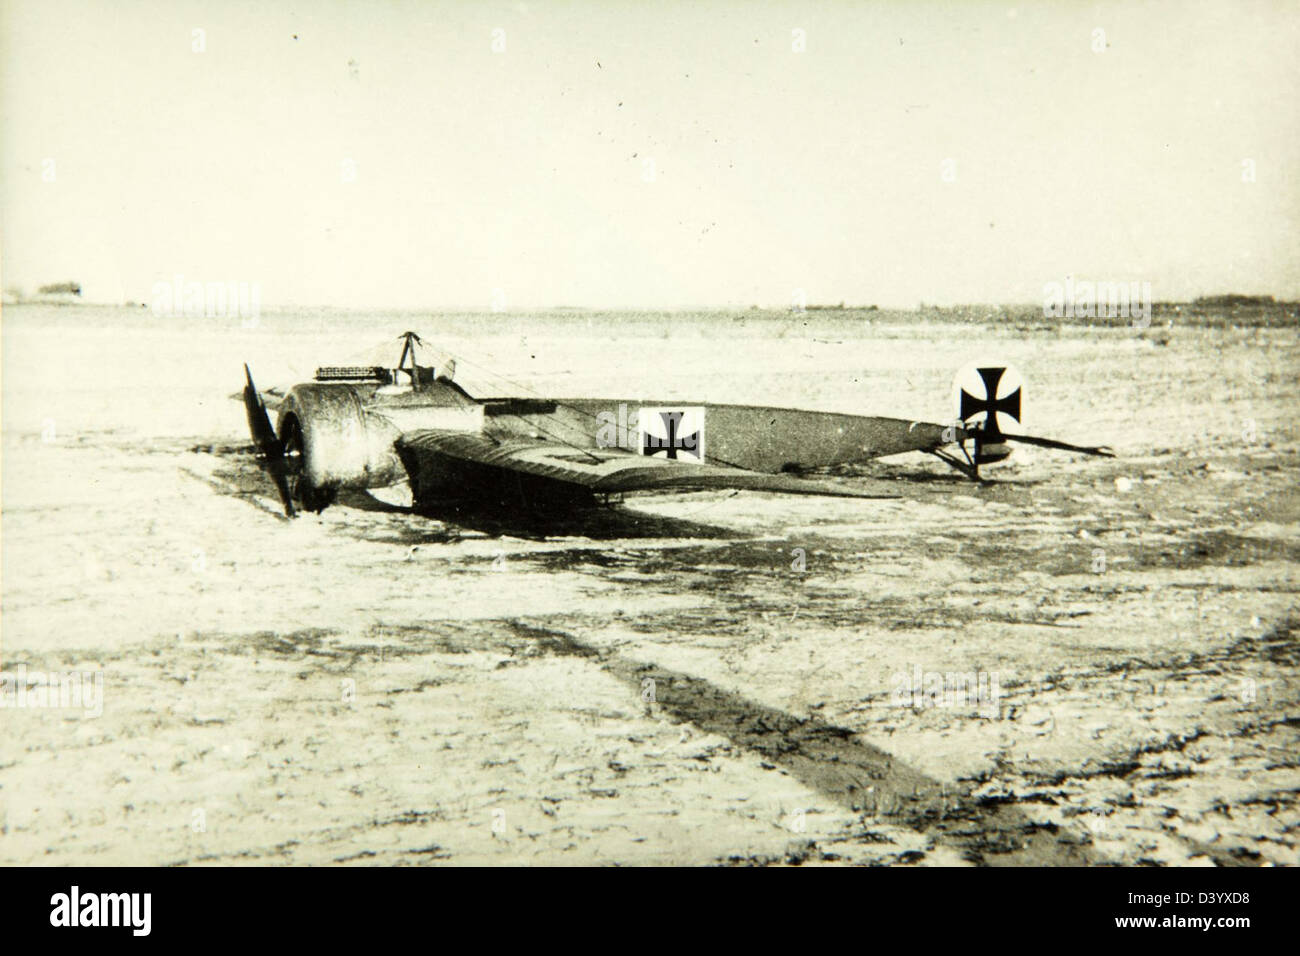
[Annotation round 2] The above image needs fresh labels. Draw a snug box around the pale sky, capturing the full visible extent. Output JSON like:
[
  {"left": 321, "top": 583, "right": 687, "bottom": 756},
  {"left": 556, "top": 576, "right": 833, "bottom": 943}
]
[{"left": 2, "top": 0, "right": 1298, "bottom": 308}]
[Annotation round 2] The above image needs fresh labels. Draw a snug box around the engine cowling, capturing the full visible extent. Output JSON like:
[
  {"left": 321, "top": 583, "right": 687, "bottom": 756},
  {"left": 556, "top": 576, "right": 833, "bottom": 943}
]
[{"left": 276, "top": 384, "right": 404, "bottom": 494}]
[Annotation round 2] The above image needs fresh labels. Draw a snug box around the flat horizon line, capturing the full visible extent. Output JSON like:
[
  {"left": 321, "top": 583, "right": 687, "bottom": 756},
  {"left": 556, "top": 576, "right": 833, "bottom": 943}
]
[{"left": 7, "top": 298, "right": 1299, "bottom": 313}]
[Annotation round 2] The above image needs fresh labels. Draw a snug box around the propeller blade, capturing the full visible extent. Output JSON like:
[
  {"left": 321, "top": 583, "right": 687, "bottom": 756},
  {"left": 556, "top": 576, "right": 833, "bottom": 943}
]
[
  {"left": 243, "top": 365, "right": 279, "bottom": 449},
  {"left": 242, "top": 365, "right": 297, "bottom": 517},
  {"left": 1001, "top": 433, "right": 1115, "bottom": 457},
  {"left": 266, "top": 461, "right": 297, "bottom": 519}
]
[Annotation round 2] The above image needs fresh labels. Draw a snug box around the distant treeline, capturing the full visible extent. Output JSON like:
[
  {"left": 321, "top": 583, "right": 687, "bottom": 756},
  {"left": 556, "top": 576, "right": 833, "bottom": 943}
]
[
  {"left": 753, "top": 299, "right": 1299, "bottom": 330},
  {"left": 802, "top": 303, "right": 879, "bottom": 311},
  {"left": 794, "top": 296, "right": 1293, "bottom": 316},
  {"left": 1189, "top": 294, "right": 1275, "bottom": 307}
]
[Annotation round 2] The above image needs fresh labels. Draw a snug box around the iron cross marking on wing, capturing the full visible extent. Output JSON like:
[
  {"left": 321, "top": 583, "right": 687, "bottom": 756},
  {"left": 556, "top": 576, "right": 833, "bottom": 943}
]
[
  {"left": 959, "top": 367, "right": 1021, "bottom": 442},
  {"left": 643, "top": 411, "right": 701, "bottom": 460}
]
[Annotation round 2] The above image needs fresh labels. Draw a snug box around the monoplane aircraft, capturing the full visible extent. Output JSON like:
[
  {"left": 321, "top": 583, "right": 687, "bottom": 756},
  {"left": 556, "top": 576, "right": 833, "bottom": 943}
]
[{"left": 240, "top": 332, "right": 1112, "bottom": 517}]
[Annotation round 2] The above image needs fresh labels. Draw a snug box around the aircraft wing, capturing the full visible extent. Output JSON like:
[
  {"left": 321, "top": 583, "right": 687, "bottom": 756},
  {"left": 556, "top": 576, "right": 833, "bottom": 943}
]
[{"left": 395, "top": 430, "right": 901, "bottom": 504}]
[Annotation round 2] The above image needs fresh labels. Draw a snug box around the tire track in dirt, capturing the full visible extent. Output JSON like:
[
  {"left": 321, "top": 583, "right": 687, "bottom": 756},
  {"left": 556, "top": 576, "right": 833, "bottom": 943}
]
[{"left": 504, "top": 620, "right": 1092, "bottom": 865}]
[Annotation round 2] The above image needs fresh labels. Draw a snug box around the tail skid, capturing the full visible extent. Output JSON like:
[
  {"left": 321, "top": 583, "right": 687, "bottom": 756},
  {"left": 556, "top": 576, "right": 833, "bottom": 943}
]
[{"left": 930, "top": 421, "right": 1114, "bottom": 481}]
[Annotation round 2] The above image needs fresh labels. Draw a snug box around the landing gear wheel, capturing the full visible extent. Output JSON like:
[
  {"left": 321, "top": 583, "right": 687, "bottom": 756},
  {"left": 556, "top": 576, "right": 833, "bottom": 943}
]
[{"left": 299, "top": 483, "right": 337, "bottom": 513}]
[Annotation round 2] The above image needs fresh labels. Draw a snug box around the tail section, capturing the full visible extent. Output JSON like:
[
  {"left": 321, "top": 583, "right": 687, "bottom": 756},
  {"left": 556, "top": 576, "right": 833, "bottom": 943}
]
[
  {"left": 935, "top": 362, "right": 1112, "bottom": 479},
  {"left": 952, "top": 362, "right": 1023, "bottom": 467}
]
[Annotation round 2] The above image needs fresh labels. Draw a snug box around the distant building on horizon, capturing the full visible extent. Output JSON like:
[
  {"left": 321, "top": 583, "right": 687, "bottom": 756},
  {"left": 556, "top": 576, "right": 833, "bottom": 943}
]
[{"left": 36, "top": 281, "right": 82, "bottom": 297}]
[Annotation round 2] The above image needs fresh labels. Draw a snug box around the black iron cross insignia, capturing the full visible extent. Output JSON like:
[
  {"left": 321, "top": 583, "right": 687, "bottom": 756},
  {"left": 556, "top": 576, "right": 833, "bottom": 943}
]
[
  {"left": 959, "top": 367, "right": 1020, "bottom": 442},
  {"left": 643, "top": 411, "right": 700, "bottom": 460}
]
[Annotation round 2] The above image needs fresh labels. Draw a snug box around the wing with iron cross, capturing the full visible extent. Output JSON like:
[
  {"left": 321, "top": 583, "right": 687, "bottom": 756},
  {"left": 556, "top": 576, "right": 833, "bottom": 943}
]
[{"left": 394, "top": 430, "right": 902, "bottom": 508}]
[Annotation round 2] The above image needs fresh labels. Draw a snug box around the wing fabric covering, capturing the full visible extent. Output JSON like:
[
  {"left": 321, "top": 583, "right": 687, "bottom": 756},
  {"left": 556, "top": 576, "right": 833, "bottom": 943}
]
[{"left": 395, "top": 430, "right": 900, "bottom": 506}]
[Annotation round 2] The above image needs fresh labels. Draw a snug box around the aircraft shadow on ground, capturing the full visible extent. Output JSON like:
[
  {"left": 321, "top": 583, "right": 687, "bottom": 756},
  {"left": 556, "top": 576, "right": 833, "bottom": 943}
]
[
  {"left": 198, "top": 446, "right": 1046, "bottom": 539},
  {"left": 397, "top": 494, "right": 742, "bottom": 542},
  {"left": 827, "top": 462, "right": 1049, "bottom": 490},
  {"left": 196, "top": 454, "right": 744, "bottom": 541}
]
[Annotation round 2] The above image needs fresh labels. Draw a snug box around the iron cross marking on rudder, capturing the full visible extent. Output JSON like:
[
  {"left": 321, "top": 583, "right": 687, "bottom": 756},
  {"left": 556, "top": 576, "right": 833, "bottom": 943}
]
[
  {"left": 959, "top": 367, "right": 1020, "bottom": 442},
  {"left": 643, "top": 411, "right": 700, "bottom": 460}
]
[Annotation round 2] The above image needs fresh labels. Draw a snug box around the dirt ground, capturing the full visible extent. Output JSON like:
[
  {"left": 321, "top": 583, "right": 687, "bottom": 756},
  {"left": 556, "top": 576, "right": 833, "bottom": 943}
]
[{"left": 2, "top": 305, "right": 1297, "bottom": 865}]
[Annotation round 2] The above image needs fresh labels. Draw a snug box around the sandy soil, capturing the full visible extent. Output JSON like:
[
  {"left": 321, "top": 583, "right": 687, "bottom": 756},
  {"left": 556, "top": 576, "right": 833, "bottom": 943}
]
[{"left": 2, "top": 305, "right": 1297, "bottom": 865}]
